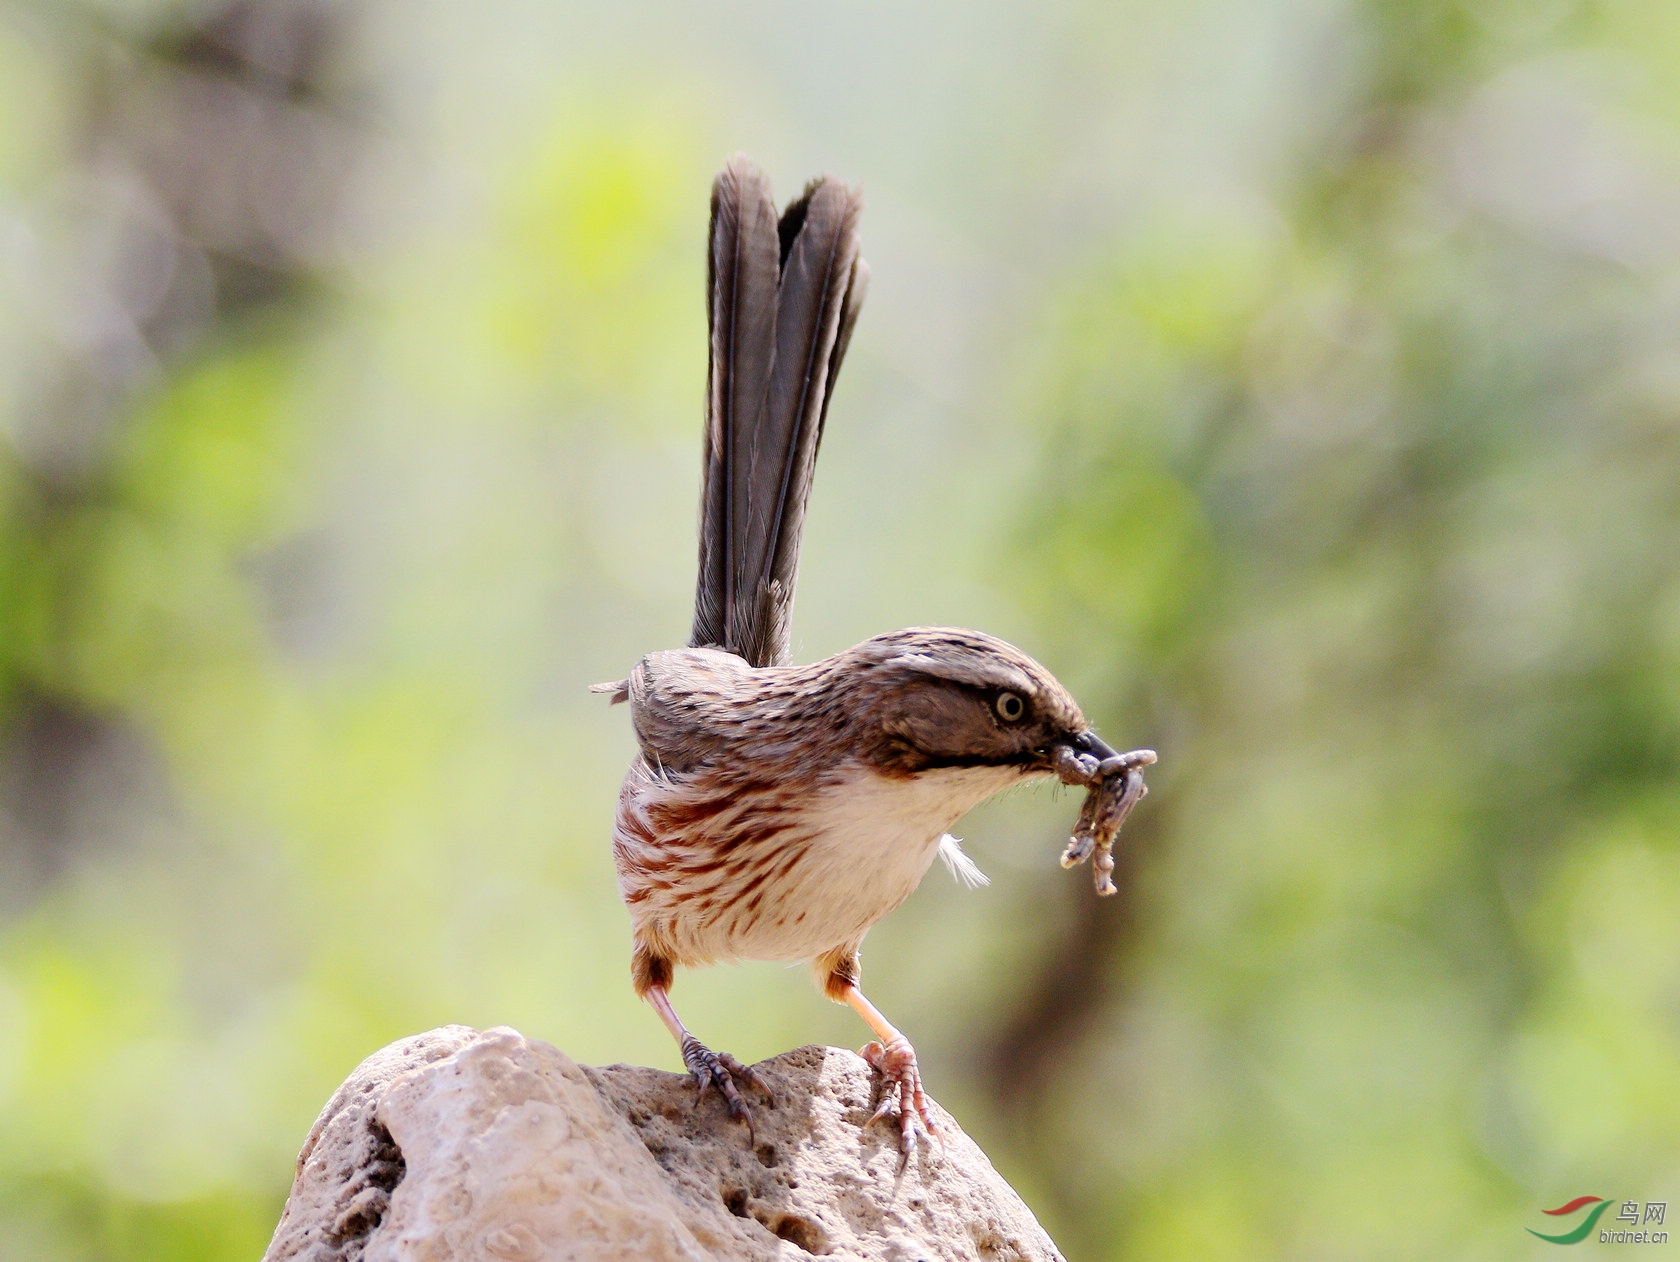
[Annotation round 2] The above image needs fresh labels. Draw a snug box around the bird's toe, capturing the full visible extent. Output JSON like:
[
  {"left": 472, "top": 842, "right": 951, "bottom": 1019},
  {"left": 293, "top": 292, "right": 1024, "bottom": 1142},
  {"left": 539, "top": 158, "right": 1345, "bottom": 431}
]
[
  {"left": 682, "top": 1035, "right": 766, "bottom": 1142},
  {"left": 861, "top": 1036, "right": 940, "bottom": 1171}
]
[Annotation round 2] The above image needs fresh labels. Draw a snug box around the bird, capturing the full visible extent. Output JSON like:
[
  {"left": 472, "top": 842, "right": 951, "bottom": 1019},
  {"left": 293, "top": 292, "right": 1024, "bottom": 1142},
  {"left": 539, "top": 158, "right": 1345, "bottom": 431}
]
[{"left": 595, "top": 154, "right": 1154, "bottom": 1161}]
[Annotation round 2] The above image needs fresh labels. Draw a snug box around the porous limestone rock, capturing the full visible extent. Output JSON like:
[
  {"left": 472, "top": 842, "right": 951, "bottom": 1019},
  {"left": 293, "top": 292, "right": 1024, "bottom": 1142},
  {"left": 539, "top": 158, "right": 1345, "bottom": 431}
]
[{"left": 264, "top": 1025, "right": 1064, "bottom": 1262}]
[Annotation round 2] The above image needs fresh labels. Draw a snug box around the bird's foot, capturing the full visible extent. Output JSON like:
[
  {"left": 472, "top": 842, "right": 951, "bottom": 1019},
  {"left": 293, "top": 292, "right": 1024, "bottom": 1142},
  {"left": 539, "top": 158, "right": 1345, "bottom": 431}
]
[
  {"left": 861, "top": 1035, "right": 940, "bottom": 1170},
  {"left": 681, "top": 1034, "right": 770, "bottom": 1141}
]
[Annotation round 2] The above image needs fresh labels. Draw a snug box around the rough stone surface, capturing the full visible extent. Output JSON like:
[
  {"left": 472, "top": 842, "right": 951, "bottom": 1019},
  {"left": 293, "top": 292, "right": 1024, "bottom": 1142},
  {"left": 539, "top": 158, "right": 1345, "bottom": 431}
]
[{"left": 264, "top": 1026, "right": 1064, "bottom": 1262}]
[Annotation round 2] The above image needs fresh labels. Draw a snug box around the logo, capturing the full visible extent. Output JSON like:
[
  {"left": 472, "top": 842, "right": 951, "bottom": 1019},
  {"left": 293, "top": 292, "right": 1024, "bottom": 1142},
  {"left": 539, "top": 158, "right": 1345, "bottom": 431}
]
[{"left": 1529, "top": 1198, "right": 1668, "bottom": 1245}]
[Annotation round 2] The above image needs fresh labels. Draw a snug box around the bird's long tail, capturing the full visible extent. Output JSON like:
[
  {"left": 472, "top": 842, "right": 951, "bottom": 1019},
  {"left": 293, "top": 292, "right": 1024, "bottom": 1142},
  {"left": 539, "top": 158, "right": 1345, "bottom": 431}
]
[{"left": 690, "top": 154, "right": 868, "bottom": 668}]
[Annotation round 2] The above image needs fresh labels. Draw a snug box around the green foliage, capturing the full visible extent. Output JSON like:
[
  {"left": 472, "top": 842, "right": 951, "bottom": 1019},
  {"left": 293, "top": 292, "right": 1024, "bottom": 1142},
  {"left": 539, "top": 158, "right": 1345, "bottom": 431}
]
[
  {"left": 0, "top": 1176, "right": 277, "bottom": 1262},
  {"left": 1004, "top": 3, "right": 1680, "bottom": 1253}
]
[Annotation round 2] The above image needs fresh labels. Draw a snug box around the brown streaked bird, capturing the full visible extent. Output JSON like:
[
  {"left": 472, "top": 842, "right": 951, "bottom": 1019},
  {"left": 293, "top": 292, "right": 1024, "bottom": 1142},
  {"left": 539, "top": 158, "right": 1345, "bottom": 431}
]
[{"left": 595, "top": 154, "right": 1154, "bottom": 1160}]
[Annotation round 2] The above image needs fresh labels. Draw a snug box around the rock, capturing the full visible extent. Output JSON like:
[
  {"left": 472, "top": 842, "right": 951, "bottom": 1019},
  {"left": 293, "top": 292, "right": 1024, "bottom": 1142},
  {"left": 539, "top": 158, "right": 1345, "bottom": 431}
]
[{"left": 264, "top": 1026, "right": 1064, "bottom": 1262}]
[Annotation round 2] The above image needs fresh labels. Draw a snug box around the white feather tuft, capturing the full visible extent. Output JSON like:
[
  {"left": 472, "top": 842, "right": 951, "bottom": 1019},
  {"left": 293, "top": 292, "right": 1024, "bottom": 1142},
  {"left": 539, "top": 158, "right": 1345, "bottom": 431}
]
[{"left": 937, "top": 833, "right": 990, "bottom": 888}]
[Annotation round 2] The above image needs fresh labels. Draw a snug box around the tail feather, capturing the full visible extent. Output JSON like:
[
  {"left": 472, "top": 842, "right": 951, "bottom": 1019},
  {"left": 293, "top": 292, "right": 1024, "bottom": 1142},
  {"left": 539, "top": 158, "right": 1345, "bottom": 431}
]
[
  {"left": 690, "top": 155, "right": 867, "bottom": 668},
  {"left": 694, "top": 158, "right": 779, "bottom": 657}
]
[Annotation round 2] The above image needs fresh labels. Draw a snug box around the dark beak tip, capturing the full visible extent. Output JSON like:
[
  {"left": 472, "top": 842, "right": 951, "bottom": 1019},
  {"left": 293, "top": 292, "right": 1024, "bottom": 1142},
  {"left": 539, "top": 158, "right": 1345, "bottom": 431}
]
[{"left": 1071, "top": 729, "right": 1120, "bottom": 762}]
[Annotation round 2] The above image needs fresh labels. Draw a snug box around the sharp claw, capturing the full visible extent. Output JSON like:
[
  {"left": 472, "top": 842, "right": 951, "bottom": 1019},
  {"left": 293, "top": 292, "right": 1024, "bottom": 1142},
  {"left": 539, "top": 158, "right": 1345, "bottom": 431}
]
[
  {"left": 860, "top": 1036, "right": 939, "bottom": 1170},
  {"left": 717, "top": 1052, "right": 774, "bottom": 1106},
  {"left": 681, "top": 1036, "right": 763, "bottom": 1142},
  {"left": 730, "top": 1096, "right": 757, "bottom": 1147}
]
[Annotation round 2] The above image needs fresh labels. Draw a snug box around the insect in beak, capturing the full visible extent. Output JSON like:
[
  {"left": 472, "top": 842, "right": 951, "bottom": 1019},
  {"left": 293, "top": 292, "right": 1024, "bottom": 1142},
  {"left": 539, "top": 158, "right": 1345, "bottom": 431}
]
[{"left": 1044, "top": 728, "right": 1130, "bottom": 784}]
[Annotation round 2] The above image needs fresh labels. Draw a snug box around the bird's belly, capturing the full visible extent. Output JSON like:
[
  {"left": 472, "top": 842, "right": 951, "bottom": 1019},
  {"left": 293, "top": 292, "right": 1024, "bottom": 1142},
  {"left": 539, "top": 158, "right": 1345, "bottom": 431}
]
[
  {"left": 724, "top": 793, "right": 947, "bottom": 961},
  {"left": 623, "top": 763, "right": 1026, "bottom": 966}
]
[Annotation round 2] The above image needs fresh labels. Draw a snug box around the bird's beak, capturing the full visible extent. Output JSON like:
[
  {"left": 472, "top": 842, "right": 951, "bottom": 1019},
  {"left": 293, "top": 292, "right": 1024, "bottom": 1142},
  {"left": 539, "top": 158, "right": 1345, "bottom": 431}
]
[
  {"left": 1066, "top": 729, "right": 1120, "bottom": 763},
  {"left": 1034, "top": 728, "right": 1118, "bottom": 777},
  {"left": 1041, "top": 729, "right": 1157, "bottom": 786}
]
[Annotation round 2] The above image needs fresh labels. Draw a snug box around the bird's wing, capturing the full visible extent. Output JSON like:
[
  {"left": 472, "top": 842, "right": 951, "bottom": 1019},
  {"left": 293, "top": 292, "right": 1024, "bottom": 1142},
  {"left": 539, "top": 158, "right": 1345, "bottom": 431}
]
[
  {"left": 626, "top": 647, "right": 756, "bottom": 773},
  {"left": 690, "top": 154, "right": 869, "bottom": 668}
]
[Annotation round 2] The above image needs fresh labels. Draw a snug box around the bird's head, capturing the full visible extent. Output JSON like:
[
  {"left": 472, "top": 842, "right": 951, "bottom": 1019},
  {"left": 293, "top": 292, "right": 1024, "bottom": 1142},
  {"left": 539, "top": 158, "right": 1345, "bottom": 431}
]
[{"left": 838, "top": 627, "right": 1120, "bottom": 778}]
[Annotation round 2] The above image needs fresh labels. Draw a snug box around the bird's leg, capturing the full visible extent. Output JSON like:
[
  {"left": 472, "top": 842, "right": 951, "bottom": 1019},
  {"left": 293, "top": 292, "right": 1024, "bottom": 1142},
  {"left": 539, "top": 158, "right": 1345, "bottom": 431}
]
[
  {"left": 642, "top": 976, "right": 768, "bottom": 1139},
  {"left": 828, "top": 971, "right": 940, "bottom": 1166}
]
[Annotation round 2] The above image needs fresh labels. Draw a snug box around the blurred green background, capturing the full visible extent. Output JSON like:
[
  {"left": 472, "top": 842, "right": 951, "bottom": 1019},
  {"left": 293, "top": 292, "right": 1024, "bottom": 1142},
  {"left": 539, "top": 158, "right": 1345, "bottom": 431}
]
[{"left": 2, "top": 0, "right": 1678, "bottom": 1258}]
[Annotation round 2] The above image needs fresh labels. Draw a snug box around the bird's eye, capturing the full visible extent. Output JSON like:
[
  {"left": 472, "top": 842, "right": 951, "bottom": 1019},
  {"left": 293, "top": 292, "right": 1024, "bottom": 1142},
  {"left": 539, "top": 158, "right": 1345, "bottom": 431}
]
[{"left": 994, "top": 691, "right": 1025, "bottom": 722}]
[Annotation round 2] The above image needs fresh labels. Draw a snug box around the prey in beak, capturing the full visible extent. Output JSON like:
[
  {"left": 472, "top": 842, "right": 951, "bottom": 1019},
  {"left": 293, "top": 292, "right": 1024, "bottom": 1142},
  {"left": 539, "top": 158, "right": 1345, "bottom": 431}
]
[{"left": 1044, "top": 731, "right": 1157, "bottom": 897}]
